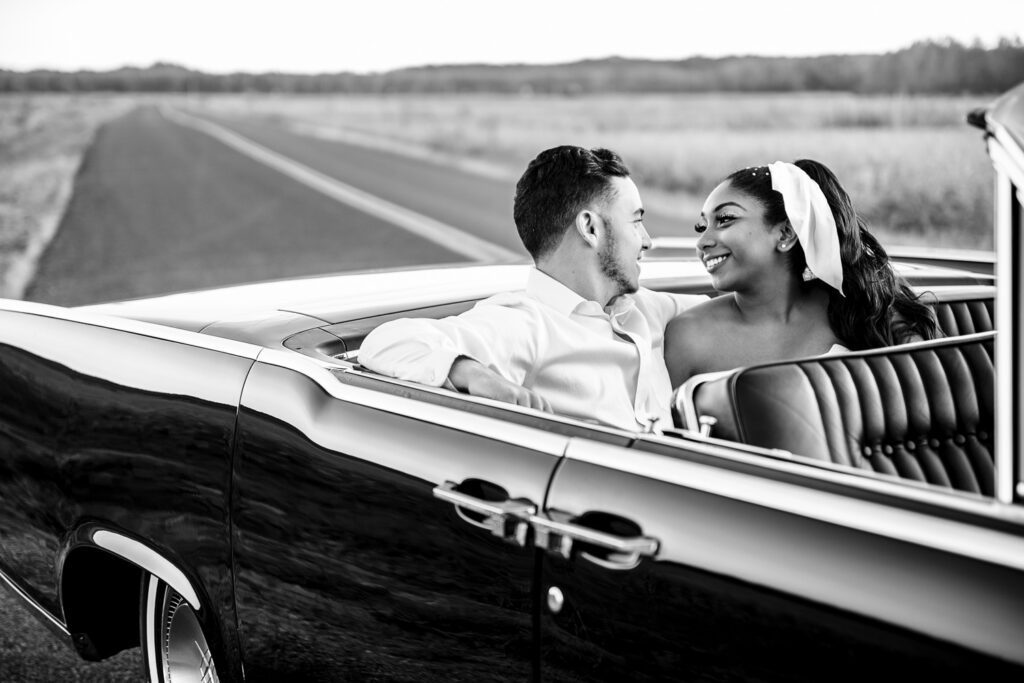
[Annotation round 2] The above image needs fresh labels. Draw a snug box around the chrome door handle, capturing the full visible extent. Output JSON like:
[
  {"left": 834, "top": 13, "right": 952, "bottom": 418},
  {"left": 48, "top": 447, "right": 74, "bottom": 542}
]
[
  {"left": 530, "top": 511, "right": 659, "bottom": 571},
  {"left": 433, "top": 481, "right": 536, "bottom": 547}
]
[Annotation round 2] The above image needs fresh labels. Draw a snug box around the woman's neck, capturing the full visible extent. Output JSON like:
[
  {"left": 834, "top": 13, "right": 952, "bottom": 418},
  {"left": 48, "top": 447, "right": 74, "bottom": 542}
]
[{"left": 731, "top": 276, "right": 826, "bottom": 324}]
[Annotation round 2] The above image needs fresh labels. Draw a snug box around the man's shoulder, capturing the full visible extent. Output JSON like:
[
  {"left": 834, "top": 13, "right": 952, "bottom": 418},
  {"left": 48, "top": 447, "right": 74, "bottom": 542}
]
[
  {"left": 469, "top": 290, "right": 552, "bottom": 323},
  {"left": 479, "top": 289, "right": 540, "bottom": 310}
]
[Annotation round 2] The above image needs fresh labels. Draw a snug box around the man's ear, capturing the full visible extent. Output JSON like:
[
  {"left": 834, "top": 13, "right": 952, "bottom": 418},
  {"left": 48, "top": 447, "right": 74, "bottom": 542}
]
[
  {"left": 574, "top": 209, "right": 601, "bottom": 249},
  {"left": 776, "top": 221, "right": 798, "bottom": 252}
]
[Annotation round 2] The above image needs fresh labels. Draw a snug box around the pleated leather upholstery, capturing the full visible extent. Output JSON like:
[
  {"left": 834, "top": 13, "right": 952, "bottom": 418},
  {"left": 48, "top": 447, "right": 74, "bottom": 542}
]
[
  {"left": 932, "top": 296, "right": 995, "bottom": 336},
  {"left": 691, "top": 332, "right": 995, "bottom": 494}
]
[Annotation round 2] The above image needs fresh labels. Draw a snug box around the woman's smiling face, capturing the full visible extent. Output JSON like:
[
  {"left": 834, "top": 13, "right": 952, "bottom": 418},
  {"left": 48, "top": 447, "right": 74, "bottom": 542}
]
[{"left": 695, "top": 180, "right": 786, "bottom": 293}]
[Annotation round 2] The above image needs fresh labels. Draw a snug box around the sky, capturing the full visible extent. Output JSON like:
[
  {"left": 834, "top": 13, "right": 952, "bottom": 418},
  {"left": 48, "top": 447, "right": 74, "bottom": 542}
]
[{"left": 0, "top": 0, "right": 1020, "bottom": 74}]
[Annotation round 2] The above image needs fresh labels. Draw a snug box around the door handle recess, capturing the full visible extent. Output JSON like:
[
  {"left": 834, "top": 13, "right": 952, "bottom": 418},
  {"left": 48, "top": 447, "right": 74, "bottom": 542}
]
[
  {"left": 433, "top": 481, "right": 536, "bottom": 547},
  {"left": 530, "top": 511, "right": 659, "bottom": 571}
]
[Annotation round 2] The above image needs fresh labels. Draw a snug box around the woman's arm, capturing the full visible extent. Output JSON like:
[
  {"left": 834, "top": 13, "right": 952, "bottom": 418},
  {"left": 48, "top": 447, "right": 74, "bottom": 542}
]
[{"left": 664, "top": 314, "right": 703, "bottom": 388}]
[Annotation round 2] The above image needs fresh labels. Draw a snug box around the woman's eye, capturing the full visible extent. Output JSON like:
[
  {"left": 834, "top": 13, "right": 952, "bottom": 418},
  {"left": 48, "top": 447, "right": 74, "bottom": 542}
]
[
  {"left": 694, "top": 223, "right": 707, "bottom": 234},
  {"left": 717, "top": 214, "right": 737, "bottom": 225}
]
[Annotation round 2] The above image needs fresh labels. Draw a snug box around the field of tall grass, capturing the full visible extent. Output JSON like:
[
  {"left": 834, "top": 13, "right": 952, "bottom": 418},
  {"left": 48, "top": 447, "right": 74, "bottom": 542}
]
[
  {"left": 0, "top": 91, "right": 999, "bottom": 301},
  {"left": 187, "top": 92, "right": 997, "bottom": 249}
]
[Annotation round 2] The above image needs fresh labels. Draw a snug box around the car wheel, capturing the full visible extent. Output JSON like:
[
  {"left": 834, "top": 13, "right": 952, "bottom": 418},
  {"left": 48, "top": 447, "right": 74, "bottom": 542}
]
[{"left": 140, "top": 572, "right": 221, "bottom": 683}]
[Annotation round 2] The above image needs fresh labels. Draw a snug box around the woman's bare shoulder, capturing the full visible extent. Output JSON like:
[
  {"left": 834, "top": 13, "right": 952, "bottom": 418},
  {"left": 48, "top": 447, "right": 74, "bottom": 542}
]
[
  {"left": 664, "top": 296, "right": 742, "bottom": 385},
  {"left": 668, "top": 294, "right": 738, "bottom": 331}
]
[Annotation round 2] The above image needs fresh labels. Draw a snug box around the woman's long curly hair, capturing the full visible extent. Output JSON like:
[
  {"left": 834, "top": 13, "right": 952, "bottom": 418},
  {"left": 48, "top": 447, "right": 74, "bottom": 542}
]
[{"left": 725, "top": 159, "right": 939, "bottom": 349}]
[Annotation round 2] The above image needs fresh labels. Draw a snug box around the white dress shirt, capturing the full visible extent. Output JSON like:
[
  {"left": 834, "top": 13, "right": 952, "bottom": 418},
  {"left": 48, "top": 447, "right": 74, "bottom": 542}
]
[{"left": 358, "top": 268, "right": 706, "bottom": 432}]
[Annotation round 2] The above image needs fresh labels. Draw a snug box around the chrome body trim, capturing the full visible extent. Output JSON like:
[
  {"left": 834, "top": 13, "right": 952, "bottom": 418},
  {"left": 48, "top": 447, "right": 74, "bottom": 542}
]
[
  {"left": 643, "top": 417, "right": 1015, "bottom": 525},
  {"left": 674, "top": 369, "right": 735, "bottom": 433},
  {"left": 256, "top": 348, "right": 584, "bottom": 457},
  {"left": 566, "top": 439, "right": 1024, "bottom": 570},
  {"left": 989, "top": 116, "right": 1024, "bottom": 192},
  {"left": 638, "top": 404, "right": 1019, "bottom": 522},
  {"left": 92, "top": 531, "right": 201, "bottom": 610},
  {"left": 145, "top": 578, "right": 159, "bottom": 678},
  {"left": 994, "top": 164, "right": 1016, "bottom": 505},
  {"left": 0, "top": 298, "right": 260, "bottom": 360},
  {"left": 0, "top": 566, "right": 68, "bottom": 635}
]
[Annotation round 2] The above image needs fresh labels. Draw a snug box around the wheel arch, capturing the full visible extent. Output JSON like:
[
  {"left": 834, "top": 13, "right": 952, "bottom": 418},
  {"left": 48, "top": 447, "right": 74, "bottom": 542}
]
[{"left": 58, "top": 528, "right": 207, "bottom": 662}]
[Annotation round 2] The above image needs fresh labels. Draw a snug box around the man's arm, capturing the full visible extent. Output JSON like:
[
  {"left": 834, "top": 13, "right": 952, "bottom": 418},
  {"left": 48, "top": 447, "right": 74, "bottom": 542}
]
[
  {"left": 358, "top": 305, "right": 552, "bottom": 412},
  {"left": 448, "top": 357, "right": 552, "bottom": 412}
]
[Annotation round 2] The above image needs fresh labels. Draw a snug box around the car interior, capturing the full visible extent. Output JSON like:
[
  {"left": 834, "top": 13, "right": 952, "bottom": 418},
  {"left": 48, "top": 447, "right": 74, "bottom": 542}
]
[{"left": 286, "top": 274, "right": 998, "bottom": 496}]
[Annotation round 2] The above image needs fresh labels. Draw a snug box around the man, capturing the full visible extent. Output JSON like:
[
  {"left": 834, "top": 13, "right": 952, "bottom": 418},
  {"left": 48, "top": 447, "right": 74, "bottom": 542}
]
[{"left": 359, "top": 146, "right": 705, "bottom": 432}]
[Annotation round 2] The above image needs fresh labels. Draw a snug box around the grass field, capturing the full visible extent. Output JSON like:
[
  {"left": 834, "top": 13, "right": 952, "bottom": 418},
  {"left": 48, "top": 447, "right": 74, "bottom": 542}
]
[
  {"left": 0, "top": 91, "right": 999, "bottom": 300},
  {"left": 186, "top": 92, "right": 997, "bottom": 249}
]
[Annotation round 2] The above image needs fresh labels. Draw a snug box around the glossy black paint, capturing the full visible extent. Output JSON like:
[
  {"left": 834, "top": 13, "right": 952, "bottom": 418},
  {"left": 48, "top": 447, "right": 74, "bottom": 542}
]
[
  {"left": 538, "top": 449, "right": 1024, "bottom": 680},
  {"left": 0, "top": 311, "right": 252, "bottom": 677},
  {"left": 231, "top": 360, "right": 562, "bottom": 681}
]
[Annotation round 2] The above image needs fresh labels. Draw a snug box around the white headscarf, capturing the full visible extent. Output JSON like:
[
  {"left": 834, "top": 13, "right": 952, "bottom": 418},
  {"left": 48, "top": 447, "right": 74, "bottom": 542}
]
[{"left": 768, "top": 161, "right": 845, "bottom": 297}]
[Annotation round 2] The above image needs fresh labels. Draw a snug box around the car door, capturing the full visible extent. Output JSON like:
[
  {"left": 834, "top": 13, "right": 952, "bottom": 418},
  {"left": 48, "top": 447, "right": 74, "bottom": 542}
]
[
  {"left": 231, "top": 351, "right": 631, "bottom": 681},
  {"left": 536, "top": 437, "right": 1024, "bottom": 682}
]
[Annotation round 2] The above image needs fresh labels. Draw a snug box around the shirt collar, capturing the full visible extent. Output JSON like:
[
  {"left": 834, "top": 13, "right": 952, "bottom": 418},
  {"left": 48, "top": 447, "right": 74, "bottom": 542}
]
[{"left": 526, "top": 267, "right": 636, "bottom": 317}]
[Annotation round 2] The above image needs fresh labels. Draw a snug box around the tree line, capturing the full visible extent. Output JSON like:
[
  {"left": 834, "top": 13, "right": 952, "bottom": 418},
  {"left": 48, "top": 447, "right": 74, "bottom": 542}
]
[{"left": 2, "top": 38, "right": 1022, "bottom": 95}]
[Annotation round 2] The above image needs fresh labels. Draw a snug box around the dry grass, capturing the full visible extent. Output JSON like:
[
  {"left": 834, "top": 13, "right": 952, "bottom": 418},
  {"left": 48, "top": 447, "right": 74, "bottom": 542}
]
[
  {"left": 187, "top": 92, "right": 997, "bottom": 249},
  {"left": 0, "top": 92, "right": 997, "bottom": 302},
  {"left": 0, "top": 94, "right": 136, "bottom": 298}
]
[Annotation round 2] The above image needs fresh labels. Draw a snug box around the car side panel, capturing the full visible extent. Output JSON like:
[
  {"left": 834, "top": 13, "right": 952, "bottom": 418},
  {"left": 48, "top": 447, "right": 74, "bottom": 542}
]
[
  {"left": 538, "top": 440, "right": 1024, "bottom": 681},
  {"left": 232, "top": 361, "right": 568, "bottom": 681},
  {"left": 0, "top": 310, "right": 251, "bottom": 659}
]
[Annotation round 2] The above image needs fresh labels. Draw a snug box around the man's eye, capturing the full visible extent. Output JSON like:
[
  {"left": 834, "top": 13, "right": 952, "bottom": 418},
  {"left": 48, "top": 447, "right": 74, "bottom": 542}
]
[{"left": 694, "top": 223, "right": 707, "bottom": 234}]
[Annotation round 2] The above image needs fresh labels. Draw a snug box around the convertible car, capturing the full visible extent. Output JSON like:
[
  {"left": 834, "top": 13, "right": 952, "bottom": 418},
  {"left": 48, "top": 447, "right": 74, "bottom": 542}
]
[{"left": 1, "top": 83, "right": 1023, "bottom": 682}]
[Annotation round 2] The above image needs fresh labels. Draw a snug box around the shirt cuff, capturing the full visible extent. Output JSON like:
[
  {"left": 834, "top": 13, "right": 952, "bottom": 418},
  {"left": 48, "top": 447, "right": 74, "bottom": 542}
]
[{"left": 419, "top": 348, "right": 463, "bottom": 387}]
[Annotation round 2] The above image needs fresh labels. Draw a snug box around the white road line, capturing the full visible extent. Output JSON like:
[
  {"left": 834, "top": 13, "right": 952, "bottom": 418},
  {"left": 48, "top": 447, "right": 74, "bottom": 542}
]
[{"left": 160, "top": 107, "right": 520, "bottom": 263}]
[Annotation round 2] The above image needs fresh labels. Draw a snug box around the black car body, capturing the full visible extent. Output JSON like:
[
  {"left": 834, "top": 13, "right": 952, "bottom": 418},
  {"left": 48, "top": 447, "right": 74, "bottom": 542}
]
[{"left": 1, "top": 83, "right": 1023, "bottom": 681}]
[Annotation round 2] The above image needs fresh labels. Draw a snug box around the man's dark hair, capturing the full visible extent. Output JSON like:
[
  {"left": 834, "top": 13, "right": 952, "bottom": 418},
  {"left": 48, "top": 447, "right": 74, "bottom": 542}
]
[{"left": 513, "top": 146, "right": 630, "bottom": 259}]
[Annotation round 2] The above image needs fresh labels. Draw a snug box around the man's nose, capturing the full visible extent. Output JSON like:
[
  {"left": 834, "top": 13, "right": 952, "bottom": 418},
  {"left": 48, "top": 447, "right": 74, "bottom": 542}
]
[{"left": 640, "top": 224, "right": 652, "bottom": 251}]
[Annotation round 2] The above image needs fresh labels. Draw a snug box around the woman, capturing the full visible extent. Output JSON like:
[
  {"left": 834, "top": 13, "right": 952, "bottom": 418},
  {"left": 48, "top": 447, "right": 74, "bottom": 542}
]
[{"left": 665, "top": 159, "right": 938, "bottom": 386}]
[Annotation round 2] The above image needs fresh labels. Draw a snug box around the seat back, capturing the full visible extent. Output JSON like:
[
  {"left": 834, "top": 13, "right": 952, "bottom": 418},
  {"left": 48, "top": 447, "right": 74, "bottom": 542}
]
[
  {"left": 679, "top": 332, "right": 995, "bottom": 495},
  {"left": 921, "top": 285, "right": 994, "bottom": 336}
]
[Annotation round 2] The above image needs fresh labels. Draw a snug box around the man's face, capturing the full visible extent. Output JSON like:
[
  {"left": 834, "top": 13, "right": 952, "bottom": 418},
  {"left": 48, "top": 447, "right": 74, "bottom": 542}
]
[{"left": 596, "top": 176, "right": 651, "bottom": 297}]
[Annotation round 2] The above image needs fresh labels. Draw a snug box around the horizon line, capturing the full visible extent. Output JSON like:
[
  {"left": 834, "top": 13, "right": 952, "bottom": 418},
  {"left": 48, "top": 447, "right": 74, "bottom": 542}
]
[{"left": 2, "top": 35, "right": 1021, "bottom": 77}]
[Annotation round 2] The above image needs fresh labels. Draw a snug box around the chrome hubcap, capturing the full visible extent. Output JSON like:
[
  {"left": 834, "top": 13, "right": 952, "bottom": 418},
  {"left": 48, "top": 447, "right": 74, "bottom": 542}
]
[{"left": 159, "top": 587, "right": 220, "bottom": 683}]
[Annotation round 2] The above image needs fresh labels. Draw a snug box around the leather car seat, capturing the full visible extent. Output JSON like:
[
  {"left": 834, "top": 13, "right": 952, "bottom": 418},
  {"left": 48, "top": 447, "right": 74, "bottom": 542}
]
[{"left": 677, "top": 332, "right": 995, "bottom": 495}]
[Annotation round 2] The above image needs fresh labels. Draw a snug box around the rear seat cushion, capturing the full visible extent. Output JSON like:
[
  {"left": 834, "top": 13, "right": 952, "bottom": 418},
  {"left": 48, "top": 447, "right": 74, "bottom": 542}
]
[{"left": 682, "top": 332, "right": 995, "bottom": 495}]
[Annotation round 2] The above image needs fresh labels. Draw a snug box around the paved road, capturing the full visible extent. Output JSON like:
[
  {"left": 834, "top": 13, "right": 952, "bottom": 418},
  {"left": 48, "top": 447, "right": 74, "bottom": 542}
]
[
  {"left": 24, "top": 105, "right": 683, "bottom": 306},
  {"left": 24, "top": 106, "right": 516, "bottom": 306},
  {"left": 0, "top": 588, "right": 140, "bottom": 681}
]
